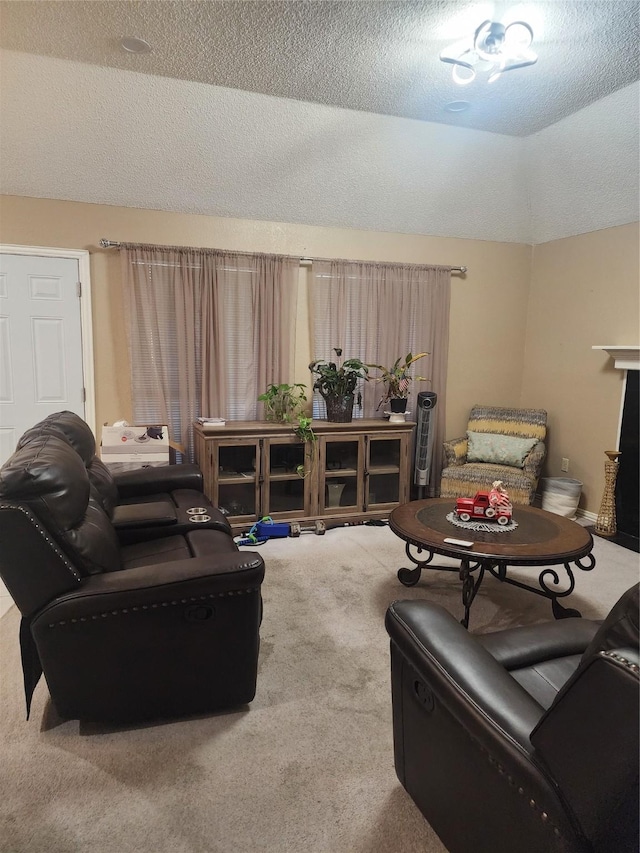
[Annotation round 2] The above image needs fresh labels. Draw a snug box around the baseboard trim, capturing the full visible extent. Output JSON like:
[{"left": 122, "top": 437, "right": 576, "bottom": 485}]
[{"left": 577, "top": 508, "right": 597, "bottom": 522}]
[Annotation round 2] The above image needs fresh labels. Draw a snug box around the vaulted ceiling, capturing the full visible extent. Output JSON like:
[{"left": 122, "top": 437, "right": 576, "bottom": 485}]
[
  {"left": 1, "top": 1, "right": 638, "bottom": 243},
  {"left": 2, "top": 1, "right": 638, "bottom": 135}
]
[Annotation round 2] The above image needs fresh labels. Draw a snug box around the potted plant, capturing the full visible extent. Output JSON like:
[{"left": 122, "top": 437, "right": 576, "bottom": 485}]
[
  {"left": 258, "top": 382, "right": 308, "bottom": 424},
  {"left": 309, "top": 348, "right": 369, "bottom": 423},
  {"left": 257, "top": 383, "right": 317, "bottom": 477},
  {"left": 367, "top": 352, "right": 429, "bottom": 412},
  {"left": 292, "top": 415, "right": 317, "bottom": 478}
]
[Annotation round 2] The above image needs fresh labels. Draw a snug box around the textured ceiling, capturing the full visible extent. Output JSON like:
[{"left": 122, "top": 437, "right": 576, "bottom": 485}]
[
  {"left": 1, "top": 0, "right": 639, "bottom": 136},
  {"left": 1, "top": 2, "right": 638, "bottom": 244}
]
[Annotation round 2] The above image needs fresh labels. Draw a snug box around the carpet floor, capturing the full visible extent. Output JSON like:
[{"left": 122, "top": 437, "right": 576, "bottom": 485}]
[{"left": 0, "top": 524, "right": 637, "bottom": 853}]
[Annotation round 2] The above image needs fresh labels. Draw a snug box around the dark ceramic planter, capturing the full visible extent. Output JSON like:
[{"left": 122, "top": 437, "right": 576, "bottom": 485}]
[
  {"left": 323, "top": 393, "right": 355, "bottom": 423},
  {"left": 389, "top": 398, "right": 408, "bottom": 413}
]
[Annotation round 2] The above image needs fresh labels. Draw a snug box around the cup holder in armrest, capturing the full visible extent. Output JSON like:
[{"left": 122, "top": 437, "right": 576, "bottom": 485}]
[
  {"left": 112, "top": 501, "right": 177, "bottom": 528},
  {"left": 189, "top": 514, "right": 212, "bottom": 523},
  {"left": 186, "top": 507, "right": 208, "bottom": 515}
]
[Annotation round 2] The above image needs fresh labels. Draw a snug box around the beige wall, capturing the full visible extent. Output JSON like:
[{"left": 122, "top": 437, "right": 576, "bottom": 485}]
[
  {"left": 0, "top": 194, "right": 532, "bottom": 440},
  {"left": 522, "top": 223, "right": 640, "bottom": 513},
  {"left": 3, "top": 196, "right": 637, "bottom": 514}
]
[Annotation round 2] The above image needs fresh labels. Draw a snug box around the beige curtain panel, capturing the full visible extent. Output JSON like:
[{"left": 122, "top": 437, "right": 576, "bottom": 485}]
[
  {"left": 310, "top": 259, "right": 451, "bottom": 492},
  {"left": 121, "top": 244, "right": 299, "bottom": 456}
]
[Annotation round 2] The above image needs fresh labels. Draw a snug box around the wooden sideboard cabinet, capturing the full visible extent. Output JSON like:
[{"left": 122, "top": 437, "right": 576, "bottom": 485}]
[{"left": 193, "top": 419, "right": 415, "bottom": 532}]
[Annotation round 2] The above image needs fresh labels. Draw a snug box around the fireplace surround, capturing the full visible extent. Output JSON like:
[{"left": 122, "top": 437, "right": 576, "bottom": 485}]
[{"left": 592, "top": 346, "right": 639, "bottom": 552}]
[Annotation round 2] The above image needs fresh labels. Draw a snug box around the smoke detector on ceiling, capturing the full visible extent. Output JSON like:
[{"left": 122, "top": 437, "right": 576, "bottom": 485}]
[
  {"left": 444, "top": 101, "right": 471, "bottom": 113},
  {"left": 119, "top": 37, "right": 152, "bottom": 54}
]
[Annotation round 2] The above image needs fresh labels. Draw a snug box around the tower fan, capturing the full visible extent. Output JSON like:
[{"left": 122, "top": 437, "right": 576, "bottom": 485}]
[{"left": 414, "top": 391, "right": 437, "bottom": 497}]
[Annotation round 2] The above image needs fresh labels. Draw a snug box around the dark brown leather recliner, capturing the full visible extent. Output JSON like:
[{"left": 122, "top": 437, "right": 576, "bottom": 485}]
[
  {"left": 0, "top": 416, "right": 265, "bottom": 724},
  {"left": 17, "top": 410, "right": 232, "bottom": 543},
  {"left": 385, "top": 584, "right": 639, "bottom": 853}
]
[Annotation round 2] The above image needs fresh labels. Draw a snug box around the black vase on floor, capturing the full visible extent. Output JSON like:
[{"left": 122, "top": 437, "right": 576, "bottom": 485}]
[
  {"left": 324, "top": 393, "right": 355, "bottom": 423},
  {"left": 389, "top": 398, "right": 408, "bottom": 414}
]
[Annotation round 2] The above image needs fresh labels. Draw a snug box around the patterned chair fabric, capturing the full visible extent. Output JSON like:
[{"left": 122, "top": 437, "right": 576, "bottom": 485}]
[{"left": 440, "top": 404, "right": 547, "bottom": 505}]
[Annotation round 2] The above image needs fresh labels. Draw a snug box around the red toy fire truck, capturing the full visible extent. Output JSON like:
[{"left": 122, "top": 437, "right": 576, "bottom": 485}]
[{"left": 454, "top": 490, "right": 513, "bottom": 525}]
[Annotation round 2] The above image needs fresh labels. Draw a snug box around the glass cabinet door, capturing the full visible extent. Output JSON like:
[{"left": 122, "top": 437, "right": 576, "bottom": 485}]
[
  {"left": 366, "top": 436, "right": 403, "bottom": 508},
  {"left": 264, "top": 438, "right": 308, "bottom": 518},
  {"left": 215, "top": 440, "right": 260, "bottom": 523},
  {"left": 320, "top": 436, "right": 363, "bottom": 514}
]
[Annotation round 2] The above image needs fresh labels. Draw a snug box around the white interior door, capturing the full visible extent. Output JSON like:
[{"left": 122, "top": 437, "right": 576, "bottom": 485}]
[
  {"left": 0, "top": 251, "right": 89, "bottom": 465},
  {"left": 0, "top": 247, "right": 95, "bottom": 615}
]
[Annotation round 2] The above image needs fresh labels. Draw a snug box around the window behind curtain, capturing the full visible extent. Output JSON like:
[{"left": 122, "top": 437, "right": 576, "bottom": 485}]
[
  {"left": 310, "top": 269, "right": 372, "bottom": 418},
  {"left": 126, "top": 255, "right": 202, "bottom": 457},
  {"left": 121, "top": 245, "right": 299, "bottom": 458},
  {"left": 128, "top": 260, "right": 258, "bottom": 433},
  {"left": 220, "top": 264, "right": 261, "bottom": 421},
  {"left": 309, "top": 259, "right": 451, "bottom": 490}
]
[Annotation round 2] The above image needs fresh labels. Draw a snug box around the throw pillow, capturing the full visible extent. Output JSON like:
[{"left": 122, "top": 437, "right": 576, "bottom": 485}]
[{"left": 466, "top": 431, "right": 538, "bottom": 468}]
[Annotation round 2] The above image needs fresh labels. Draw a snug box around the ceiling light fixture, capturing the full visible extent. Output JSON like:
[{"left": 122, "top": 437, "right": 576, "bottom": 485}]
[{"left": 440, "top": 20, "right": 537, "bottom": 86}]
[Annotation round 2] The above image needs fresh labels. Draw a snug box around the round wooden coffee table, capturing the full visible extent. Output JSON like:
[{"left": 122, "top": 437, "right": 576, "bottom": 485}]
[{"left": 389, "top": 499, "right": 595, "bottom": 628}]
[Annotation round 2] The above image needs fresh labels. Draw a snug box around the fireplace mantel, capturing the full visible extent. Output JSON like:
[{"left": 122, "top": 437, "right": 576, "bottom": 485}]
[{"left": 592, "top": 346, "right": 640, "bottom": 370}]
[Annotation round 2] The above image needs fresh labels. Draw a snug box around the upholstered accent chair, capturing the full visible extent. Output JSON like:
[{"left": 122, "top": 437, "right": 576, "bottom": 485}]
[{"left": 440, "top": 404, "right": 547, "bottom": 505}]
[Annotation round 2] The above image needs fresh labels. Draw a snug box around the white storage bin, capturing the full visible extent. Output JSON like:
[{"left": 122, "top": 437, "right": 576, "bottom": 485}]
[{"left": 540, "top": 477, "right": 582, "bottom": 520}]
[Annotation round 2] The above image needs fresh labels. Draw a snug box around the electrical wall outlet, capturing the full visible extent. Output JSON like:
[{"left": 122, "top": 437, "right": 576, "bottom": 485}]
[{"left": 561, "top": 457, "right": 570, "bottom": 472}]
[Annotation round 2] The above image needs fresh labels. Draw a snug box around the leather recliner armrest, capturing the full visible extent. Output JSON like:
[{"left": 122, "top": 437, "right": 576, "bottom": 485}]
[
  {"left": 386, "top": 600, "right": 544, "bottom": 751},
  {"left": 111, "top": 500, "right": 177, "bottom": 529},
  {"left": 476, "top": 618, "right": 601, "bottom": 669},
  {"left": 113, "top": 463, "right": 204, "bottom": 498}
]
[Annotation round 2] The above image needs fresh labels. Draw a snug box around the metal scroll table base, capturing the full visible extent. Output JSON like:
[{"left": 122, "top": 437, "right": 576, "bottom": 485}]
[{"left": 397, "top": 542, "right": 597, "bottom": 629}]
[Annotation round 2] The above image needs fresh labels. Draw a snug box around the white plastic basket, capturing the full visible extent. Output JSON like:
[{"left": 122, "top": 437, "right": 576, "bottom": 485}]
[{"left": 540, "top": 477, "right": 582, "bottom": 520}]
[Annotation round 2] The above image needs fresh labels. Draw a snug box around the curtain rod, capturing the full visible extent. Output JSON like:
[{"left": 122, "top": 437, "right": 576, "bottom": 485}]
[{"left": 98, "top": 239, "right": 467, "bottom": 274}]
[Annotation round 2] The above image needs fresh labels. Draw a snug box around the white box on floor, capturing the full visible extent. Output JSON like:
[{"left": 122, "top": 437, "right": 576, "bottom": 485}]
[{"left": 101, "top": 425, "right": 170, "bottom": 470}]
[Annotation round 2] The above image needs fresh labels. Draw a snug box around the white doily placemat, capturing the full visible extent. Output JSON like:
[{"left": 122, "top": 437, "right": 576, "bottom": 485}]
[{"left": 445, "top": 511, "right": 519, "bottom": 533}]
